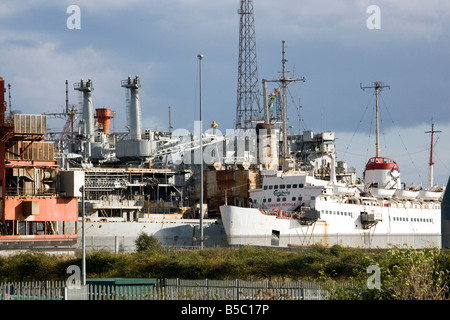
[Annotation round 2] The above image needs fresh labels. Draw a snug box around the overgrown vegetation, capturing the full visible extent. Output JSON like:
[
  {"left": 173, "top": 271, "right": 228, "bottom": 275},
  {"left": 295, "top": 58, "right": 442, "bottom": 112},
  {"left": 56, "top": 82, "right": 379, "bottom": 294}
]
[
  {"left": 319, "top": 246, "right": 450, "bottom": 300},
  {"left": 135, "top": 232, "right": 163, "bottom": 253},
  {"left": 0, "top": 239, "right": 449, "bottom": 300}
]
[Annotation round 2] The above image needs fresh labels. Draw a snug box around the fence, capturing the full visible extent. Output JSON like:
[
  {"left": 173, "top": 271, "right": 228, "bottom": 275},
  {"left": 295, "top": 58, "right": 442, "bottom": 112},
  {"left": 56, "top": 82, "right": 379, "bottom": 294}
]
[
  {"left": 156, "top": 278, "right": 328, "bottom": 300},
  {"left": 0, "top": 279, "right": 331, "bottom": 300},
  {"left": 0, "top": 281, "right": 67, "bottom": 300},
  {"left": 84, "top": 279, "right": 329, "bottom": 300}
]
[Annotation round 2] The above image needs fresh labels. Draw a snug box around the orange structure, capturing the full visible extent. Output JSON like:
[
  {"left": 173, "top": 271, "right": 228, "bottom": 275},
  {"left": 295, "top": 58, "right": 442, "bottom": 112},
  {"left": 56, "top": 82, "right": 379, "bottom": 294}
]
[
  {"left": 0, "top": 77, "right": 78, "bottom": 249},
  {"left": 95, "top": 108, "right": 115, "bottom": 134}
]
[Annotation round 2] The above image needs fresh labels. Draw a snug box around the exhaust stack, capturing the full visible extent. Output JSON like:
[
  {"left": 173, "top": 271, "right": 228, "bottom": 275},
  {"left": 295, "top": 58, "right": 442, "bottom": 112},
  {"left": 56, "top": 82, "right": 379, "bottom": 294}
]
[
  {"left": 74, "top": 79, "right": 94, "bottom": 142},
  {"left": 95, "top": 108, "right": 115, "bottom": 135},
  {"left": 121, "top": 76, "right": 142, "bottom": 140}
]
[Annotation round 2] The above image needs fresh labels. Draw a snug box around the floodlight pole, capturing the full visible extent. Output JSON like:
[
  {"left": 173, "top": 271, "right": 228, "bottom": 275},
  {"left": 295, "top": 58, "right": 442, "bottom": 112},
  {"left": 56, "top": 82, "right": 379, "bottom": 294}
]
[{"left": 198, "top": 53, "right": 204, "bottom": 250}]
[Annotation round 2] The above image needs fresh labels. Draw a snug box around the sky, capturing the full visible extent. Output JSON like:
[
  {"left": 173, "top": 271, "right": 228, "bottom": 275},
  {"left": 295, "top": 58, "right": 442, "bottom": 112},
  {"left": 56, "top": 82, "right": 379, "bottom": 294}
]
[{"left": 0, "top": 0, "right": 449, "bottom": 186}]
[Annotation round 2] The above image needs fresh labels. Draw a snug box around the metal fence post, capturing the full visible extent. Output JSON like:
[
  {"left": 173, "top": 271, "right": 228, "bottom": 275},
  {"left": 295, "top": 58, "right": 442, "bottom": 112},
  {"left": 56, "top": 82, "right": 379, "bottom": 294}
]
[{"left": 235, "top": 279, "right": 239, "bottom": 300}]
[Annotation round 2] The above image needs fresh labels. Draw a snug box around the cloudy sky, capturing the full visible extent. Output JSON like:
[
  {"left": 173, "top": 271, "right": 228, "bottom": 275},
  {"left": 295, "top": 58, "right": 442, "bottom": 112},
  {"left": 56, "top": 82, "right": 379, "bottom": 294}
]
[{"left": 0, "top": 0, "right": 449, "bottom": 186}]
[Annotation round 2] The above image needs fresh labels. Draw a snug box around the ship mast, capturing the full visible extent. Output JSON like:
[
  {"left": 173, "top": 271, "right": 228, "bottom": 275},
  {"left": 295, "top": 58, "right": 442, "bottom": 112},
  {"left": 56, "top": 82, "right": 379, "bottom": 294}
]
[
  {"left": 280, "top": 41, "right": 306, "bottom": 160},
  {"left": 360, "top": 81, "right": 390, "bottom": 157},
  {"left": 264, "top": 41, "right": 305, "bottom": 163},
  {"left": 425, "top": 123, "right": 441, "bottom": 189}
]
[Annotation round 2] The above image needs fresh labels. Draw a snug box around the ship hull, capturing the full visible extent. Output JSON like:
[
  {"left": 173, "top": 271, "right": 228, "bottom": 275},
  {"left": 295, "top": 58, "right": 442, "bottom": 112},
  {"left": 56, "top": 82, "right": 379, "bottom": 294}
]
[
  {"left": 76, "top": 218, "right": 228, "bottom": 252},
  {"left": 220, "top": 205, "right": 441, "bottom": 249}
]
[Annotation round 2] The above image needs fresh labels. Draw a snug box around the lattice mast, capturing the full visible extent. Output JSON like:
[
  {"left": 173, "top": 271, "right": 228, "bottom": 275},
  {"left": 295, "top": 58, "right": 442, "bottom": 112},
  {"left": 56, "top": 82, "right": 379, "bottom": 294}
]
[{"left": 235, "top": 0, "right": 261, "bottom": 129}]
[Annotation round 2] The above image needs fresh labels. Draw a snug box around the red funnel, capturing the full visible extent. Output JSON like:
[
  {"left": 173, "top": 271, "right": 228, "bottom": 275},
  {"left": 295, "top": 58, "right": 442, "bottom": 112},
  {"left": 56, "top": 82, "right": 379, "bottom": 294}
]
[{"left": 95, "top": 108, "right": 115, "bottom": 134}]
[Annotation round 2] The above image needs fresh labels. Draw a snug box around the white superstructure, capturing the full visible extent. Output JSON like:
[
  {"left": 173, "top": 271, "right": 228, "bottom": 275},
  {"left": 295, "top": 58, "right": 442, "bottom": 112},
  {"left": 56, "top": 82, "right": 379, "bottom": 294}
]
[{"left": 220, "top": 155, "right": 444, "bottom": 249}]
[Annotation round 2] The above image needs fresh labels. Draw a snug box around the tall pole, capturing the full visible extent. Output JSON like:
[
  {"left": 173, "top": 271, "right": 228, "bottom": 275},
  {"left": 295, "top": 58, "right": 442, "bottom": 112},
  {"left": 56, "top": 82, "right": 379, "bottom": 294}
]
[
  {"left": 298, "top": 99, "right": 302, "bottom": 136},
  {"left": 262, "top": 79, "right": 269, "bottom": 124},
  {"left": 281, "top": 41, "right": 288, "bottom": 159},
  {"left": 168, "top": 106, "right": 172, "bottom": 137},
  {"left": 65, "top": 80, "right": 69, "bottom": 114},
  {"left": 360, "top": 81, "right": 390, "bottom": 157},
  {"left": 81, "top": 185, "right": 86, "bottom": 286},
  {"left": 263, "top": 41, "right": 305, "bottom": 164},
  {"left": 280, "top": 41, "right": 305, "bottom": 161},
  {"left": 426, "top": 123, "right": 441, "bottom": 189},
  {"left": 375, "top": 86, "right": 379, "bottom": 157},
  {"left": 198, "top": 53, "right": 204, "bottom": 250}
]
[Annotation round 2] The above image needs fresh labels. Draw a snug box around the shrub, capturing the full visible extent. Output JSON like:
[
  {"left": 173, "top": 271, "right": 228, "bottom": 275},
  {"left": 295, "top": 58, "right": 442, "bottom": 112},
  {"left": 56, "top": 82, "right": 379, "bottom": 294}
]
[
  {"left": 319, "top": 246, "right": 450, "bottom": 300},
  {"left": 135, "top": 232, "right": 163, "bottom": 253}
]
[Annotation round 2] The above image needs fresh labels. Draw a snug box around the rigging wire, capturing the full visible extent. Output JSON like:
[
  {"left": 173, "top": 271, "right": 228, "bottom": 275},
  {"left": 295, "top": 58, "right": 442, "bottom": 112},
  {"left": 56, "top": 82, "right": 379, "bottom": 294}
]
[
  {"left": 342, "top": 92, "right": 374, "bottom": 160},
  {"left": 380, "top": 108, "right": 388, "bottom": 154},
  {"left": 366, "top": 97, "right": 375, "bottom": 159},
  {"left": 379, "top": 94, "right": 425, "bottom": 184},
  {"left": 428, "top": 132, "right": 448, "bottom": 182},
  {"left": 287, "top": 86, "right": 308, "bottom": 132}
]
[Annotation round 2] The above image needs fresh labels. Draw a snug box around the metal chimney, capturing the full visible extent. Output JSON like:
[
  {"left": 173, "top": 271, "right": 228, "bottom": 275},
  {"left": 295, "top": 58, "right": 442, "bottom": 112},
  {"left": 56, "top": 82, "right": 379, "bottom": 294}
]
[
  {"left": 95, "top": 108, "right": 115, "bottom": 135},
  {"left": 121, "top": 75, "right": 142, "bottom": 140},
  {"left": 74, "top": 79, "right": 94, "bottom": 142}
]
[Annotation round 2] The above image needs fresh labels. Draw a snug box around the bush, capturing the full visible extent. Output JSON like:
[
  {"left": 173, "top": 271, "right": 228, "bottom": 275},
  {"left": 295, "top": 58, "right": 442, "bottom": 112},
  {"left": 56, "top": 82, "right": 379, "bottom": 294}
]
[
  {"left": 135, "top": 232, "right": 163, "bottom": 253},
  {"left": 319, "top": 246, "right": 450, "bottom": 300}
]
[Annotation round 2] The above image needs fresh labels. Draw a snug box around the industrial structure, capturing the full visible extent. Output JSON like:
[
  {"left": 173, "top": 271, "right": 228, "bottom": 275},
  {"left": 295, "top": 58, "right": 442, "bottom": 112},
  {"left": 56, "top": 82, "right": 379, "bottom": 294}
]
[
  {"left": 0, "top": 77, "right": 79, "bottom": 250},
  {"left": 0, "top": 1, "right": 367, "bottom": 252},
  {"left": 235, "top": 0, "right": 261, "bottom": 130}
]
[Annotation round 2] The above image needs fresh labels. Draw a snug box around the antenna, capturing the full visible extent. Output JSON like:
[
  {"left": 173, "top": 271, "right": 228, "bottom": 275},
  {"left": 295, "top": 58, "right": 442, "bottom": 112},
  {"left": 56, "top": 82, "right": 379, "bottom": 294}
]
[
  {"left": 425, "top": 123, "right": 441, "bottom": 189},
  {"left": 65, "top": 80, "right": 69, "bottom": 114},
  {"left": 262, "top": 41, "right": 305, "bottom": 161},
  {"left": 360, "top": 81, "right": 390, "bottom": 157},
  {"left": 168, "top": 106, "right": 173, "bottom": 136},
  {"left": 298, "top": 98, "right": 302, "bottom": 136},
  {"left": 279, "top": 41, "right": 305, "bottom": 160},
  {"left": 7, "top": 83, "right": 12, "bottom": 119}
]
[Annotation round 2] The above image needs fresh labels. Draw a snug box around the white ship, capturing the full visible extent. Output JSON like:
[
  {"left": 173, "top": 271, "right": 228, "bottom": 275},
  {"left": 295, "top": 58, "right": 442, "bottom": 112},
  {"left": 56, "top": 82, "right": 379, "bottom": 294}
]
[
  {"left": 220, "top": 155, "right": 443, "bottom": 248},
  {"left": 220, "top": 80, "right": 445, "bottom": 249}
]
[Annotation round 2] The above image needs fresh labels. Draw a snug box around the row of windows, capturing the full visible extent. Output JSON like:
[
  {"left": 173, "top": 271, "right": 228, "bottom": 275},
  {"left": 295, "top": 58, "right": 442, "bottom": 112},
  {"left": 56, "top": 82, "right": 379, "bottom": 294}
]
[
  {"left": 263, "top": 184, "right": 304, "bottom": 190},
  {"left": 321, "top": 210, "right": 434, "bottom": 223},
  {"left": 392, "top": 217, "right": 433, "bottom": 223},
  {"left": 322, "top": 210, "right": 353, "bottom": 217},
  {"left": 263, "top": 196, "right": 303, "bottom": 203}
]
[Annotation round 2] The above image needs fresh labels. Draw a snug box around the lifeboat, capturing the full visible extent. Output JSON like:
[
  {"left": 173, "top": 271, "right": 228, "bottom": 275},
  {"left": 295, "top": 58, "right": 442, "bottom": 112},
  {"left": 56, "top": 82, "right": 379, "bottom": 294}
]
[
  {"left": 419, "top": 190, "right": 443, "bottom": 201},
  {"left": 332, "top": 184, "right": 357, "bottom": 196},
  {"left": 369, "top": 187, "right": 396, "bottom": 199},
  {"left": 394, "top": 188, "right": 419, "bottom": 200}
]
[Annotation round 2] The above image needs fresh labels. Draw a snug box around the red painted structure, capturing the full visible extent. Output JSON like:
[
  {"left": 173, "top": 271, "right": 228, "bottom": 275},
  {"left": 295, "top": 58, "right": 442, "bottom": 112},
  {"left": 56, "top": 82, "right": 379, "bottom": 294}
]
[
  {"left": 365, "top": 157, "right": 399, "bottom": 172},
  {"left": 95, "top": 108, "right": 115, "bottom": 134},
  {"left": 0, "top": 77, "right": 78, "bottom": 248}
]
